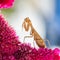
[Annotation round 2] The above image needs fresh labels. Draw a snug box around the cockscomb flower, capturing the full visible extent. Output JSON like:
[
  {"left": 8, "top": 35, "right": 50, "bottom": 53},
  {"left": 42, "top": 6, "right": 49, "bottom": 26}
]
[
  {"left": 0, "top": 14, "right": 60, "bottom": 60},
  {"left": 13, "top": 43, "right": 33, "bottom": 60},
  {"left": 0, "top": 14, "right": 20, "bottom": 55},
  {"left": 13, "top": 45, "right": 60, "bottom": 60},
  {"left": 30, "top": 48, "right": 53, "bottom": 60},
  {"left": 0, "top": 0, "right": 15, "bottom": 9},
  {"left": 53, "top": 48, "right": 60, "bottom": 60}
]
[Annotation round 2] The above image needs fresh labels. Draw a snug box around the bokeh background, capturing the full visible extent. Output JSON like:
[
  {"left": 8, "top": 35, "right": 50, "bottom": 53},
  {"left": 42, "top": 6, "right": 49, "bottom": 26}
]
[{"left": 1, "top": 0, "right": 60, "bottom": 48}]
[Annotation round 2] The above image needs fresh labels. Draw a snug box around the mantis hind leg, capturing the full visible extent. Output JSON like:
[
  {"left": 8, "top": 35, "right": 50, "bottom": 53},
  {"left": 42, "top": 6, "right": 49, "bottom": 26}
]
[{"left": 44, "top": 38, "right": 50, "bottom": 47}]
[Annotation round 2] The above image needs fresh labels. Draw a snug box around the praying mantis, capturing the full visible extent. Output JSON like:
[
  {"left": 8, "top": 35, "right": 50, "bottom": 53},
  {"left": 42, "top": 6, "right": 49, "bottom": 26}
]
[{"left": 22, "top": 17, "right": 46, "bottom": 48}]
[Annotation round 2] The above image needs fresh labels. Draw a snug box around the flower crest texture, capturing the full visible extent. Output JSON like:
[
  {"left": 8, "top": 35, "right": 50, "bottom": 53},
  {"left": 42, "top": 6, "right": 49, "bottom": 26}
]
[
  {"left": 0, "top": 14, "right": 20, "bottom": 60},
  {"left": 0, "top": 0, "right": 14, "bottom": 8}
]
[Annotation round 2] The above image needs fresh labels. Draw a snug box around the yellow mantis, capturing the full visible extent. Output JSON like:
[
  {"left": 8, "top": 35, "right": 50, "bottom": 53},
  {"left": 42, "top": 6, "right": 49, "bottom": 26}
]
[{"left": 22, "top": 17, "right": 46, "bottom": 48}]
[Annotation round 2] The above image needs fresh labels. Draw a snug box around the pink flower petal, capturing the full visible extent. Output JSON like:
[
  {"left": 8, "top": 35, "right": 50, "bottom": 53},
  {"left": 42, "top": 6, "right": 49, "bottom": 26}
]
[{"left": 0, "top": 0, "right": 14, "bottom": 8}]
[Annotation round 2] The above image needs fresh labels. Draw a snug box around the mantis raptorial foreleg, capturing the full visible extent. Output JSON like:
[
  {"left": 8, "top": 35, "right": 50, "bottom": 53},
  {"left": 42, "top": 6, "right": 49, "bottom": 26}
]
[
  {"left": 23, "top": 36, "right": 33, "bottom": 42},
  {"left": 23, "top": 35, "right": 35, "bottom": 47}
]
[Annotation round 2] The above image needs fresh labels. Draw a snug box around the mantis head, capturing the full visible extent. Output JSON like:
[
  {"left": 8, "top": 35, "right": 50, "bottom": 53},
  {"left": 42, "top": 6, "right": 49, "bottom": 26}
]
[{"left": 22, "top": 17, "right": 32, "bottom": 31}]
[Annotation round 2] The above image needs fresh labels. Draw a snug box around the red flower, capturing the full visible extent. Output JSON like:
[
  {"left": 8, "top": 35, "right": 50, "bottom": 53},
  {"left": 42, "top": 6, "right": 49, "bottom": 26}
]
[
  {"left": 0, "top": 14, "right": 20, "bottom": 55},
  {"left": 0, "top": 0, "right": 14, "bottom": 9},
  {"left": 53, "top": 48, "right": 60, "bottom": 60}
]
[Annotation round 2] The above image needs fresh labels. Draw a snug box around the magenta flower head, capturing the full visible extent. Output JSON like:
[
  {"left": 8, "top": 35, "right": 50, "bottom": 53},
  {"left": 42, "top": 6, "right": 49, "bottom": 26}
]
[
  {"left": 0, "top": 14, "right": 20, "bottom": 57},
  {"left": 0, "top": 0, "right": 15, "bottom": 9},
  {"left": 53, "top": 48, "right": 60, "bottom": 60}
]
